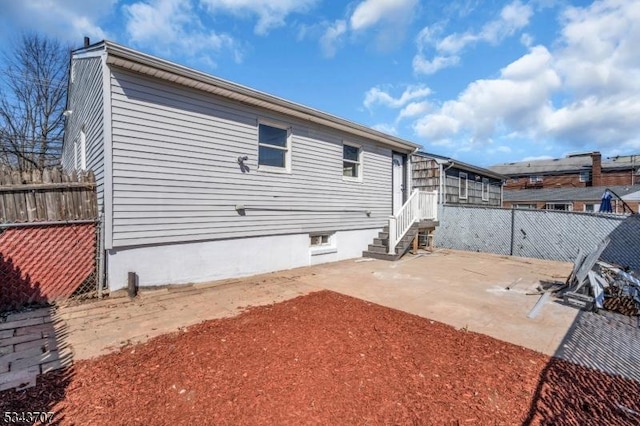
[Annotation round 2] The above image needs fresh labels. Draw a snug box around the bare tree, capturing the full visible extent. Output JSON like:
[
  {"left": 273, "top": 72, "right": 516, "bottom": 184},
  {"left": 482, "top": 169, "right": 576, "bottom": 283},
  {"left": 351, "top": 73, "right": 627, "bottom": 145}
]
[{"left": 0, "top": 34, "right": 69, "bottom": 172}]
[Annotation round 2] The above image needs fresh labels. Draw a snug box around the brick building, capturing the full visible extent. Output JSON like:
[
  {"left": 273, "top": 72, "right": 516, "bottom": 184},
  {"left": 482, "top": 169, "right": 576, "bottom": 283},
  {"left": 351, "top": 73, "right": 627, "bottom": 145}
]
[
  {"left": 502, "top": 185, "right": 640, "bottom": 214},
  {"left": 490, "top": 152, "right": 640, "bottom": 190}
]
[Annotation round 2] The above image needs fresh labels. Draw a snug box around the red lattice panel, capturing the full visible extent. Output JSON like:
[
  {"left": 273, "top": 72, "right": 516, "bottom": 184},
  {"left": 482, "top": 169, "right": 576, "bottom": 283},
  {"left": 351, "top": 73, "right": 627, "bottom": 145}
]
[{"left": 0, "top": 223, "right": 96, "bottom": 311}]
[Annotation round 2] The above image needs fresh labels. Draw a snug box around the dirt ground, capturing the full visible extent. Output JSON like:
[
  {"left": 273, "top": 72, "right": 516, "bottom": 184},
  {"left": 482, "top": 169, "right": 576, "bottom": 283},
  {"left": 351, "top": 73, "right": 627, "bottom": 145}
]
[{"left": 2, "top": 291, "right": 639, "bottom": 425}]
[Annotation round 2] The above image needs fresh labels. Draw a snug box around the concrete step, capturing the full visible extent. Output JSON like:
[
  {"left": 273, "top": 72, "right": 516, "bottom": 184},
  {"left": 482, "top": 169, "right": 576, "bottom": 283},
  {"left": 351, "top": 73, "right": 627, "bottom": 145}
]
[
  {"left": 373, "top": 238, "right": 388, "bottom": 246},
  {"left": 366, "top": 244, "right": 387, "bottom": 254},
  {"left": 361, "top": 251, "right": 400, "bottom": 261}
]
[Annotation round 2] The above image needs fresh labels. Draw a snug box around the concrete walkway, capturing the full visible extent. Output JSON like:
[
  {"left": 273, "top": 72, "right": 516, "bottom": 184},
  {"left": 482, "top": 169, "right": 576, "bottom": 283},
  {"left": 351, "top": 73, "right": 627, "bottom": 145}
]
[
  {"left": 2, "top": 249, "right": 582, "bottom": 390},
  {"left": 0, "top": 307, "right": 73, "bottom": 391}
]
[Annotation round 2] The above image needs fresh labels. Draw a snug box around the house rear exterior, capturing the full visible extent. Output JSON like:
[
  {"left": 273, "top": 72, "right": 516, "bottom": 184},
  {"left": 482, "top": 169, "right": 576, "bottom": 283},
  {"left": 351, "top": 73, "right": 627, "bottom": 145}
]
[{"left": 62, "top": 40, "right": 421, "bottom": 292}]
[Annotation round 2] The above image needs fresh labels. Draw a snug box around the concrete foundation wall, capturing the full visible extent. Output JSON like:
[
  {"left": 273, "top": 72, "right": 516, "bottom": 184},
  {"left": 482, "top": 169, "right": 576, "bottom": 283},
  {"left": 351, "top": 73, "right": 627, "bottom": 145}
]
[{"left": 106, "top": 228, "right": 380, "bottom": 290}]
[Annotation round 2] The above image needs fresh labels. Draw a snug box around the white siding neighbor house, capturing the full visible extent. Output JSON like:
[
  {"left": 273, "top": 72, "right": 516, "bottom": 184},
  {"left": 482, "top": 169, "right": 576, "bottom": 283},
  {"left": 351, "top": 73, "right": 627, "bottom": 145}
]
[{"left": 62, "top": 40, "right": 435, "bottom": 292}]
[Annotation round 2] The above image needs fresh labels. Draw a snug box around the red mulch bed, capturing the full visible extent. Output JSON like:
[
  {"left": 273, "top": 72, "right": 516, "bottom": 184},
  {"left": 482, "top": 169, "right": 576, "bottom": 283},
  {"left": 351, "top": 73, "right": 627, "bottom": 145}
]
[{"left": 2, "top": 290, "right": 640, "bottom": 425}]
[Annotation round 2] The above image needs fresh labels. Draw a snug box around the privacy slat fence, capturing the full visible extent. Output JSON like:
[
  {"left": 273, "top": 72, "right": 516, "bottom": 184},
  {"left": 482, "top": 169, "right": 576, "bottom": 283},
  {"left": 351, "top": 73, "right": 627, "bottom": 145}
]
[
  {"left": 0, "top": 166, "right": 97, "bottom": 223},
  {"left": 0, "top": 166, "right": 100, "bottom": 312}
]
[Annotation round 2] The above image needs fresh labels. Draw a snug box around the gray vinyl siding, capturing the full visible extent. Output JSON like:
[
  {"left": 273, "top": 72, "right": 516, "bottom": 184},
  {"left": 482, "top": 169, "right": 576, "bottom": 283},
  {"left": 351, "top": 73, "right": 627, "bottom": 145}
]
[
  {"left": 109, "top": 68, "right": 395, "bottom": 247},
  {"left": 62, "top": 57, "right": 105, "bottom": 209}
]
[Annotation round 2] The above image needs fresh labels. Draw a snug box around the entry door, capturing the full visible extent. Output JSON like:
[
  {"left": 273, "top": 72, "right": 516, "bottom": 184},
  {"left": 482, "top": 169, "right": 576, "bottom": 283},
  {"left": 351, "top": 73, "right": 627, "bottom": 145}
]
[{"left": 392, "top": 153, "right": 405, "bottom": 214}]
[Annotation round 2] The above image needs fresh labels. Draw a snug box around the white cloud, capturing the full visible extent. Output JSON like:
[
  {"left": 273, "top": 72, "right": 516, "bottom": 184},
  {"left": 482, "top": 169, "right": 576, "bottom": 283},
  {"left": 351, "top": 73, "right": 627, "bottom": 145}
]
[
  {"left": 413, "top": 0, "right": 533, "bottom": 75},
  {"left": 520, "top": 155, "right": 553, "bottom": 162},
  {"left": 319, "top": 20, "right": 347, "bottom": 58},
  {"left": 364, "top": 85, "right": 431, "bottom": 109},
  {"left": 0, "top": 0, "right": 115, "bottom": 45},
  {"left": 350, "top": 0, "right": 418, "bottom": 32},
  {"left": 201, "top": 0, "right": 318, "bottom": 35},
  {"left": 410, "top": 0, "right": 640, "bottom": 153},
  {"left": 315, "top": 0, "right": 418, "bottom": 56},
  {"left": 397, "top": 101, "right": 432, "bottom": 121},
  {"left": 542, "top": 0, "right": 640, "bottom": 147},
  {"left": 124, "top": 0, "right": 242, "bottom": 65},
  {"left": 413, "top": 45, "right": 560, "bottom": 145},
  {"left": 371, "top": 123, "right": 398, "bottom": 135},
  {"left": 412, "top": 54, "right": 460, "bottom": 75}
]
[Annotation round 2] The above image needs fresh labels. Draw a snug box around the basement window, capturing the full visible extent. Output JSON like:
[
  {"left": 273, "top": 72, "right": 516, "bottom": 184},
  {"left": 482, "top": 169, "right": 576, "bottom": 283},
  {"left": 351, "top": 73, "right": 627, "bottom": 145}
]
[
  {"left": 310, "top": 235, "right": 329, "bottom": 246},
  {"left": 529, "top": 175, "right": 543, "bottom": 183},
  {"left": 310, "top": 232, "right": 336, "bottom": 255}
]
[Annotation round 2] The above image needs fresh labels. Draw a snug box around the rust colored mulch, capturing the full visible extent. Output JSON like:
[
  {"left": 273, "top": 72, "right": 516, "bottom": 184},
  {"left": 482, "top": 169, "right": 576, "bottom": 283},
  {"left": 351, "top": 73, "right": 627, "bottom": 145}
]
[{"left": 2, "top": 290, "right": 640, "bottom": 425}]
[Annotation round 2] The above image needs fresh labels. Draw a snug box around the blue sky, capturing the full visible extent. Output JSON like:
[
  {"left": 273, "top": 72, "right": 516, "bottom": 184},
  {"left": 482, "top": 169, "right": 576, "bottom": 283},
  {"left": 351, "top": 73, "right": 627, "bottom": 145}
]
[{"left": 1, "top": 0, "right": 639, "bottom": 167}]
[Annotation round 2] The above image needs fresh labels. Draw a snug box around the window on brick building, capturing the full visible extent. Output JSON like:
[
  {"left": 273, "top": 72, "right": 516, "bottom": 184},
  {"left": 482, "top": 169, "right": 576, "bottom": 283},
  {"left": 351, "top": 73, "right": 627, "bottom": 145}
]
[
  {"left": 529, "top": 175, "right": 543, "bottom": 183},
  {"left": 579, "top": 171, "right": 591, "bottom": 182},
  {"left": 546, "top": 203, "right": 572, "bottom": 211}
]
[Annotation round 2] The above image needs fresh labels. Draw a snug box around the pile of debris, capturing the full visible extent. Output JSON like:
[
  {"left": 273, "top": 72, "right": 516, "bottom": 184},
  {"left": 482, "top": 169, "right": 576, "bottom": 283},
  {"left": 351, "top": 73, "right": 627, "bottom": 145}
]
[{"left": 560, "top": 237, "right": 640, "bottom": 317}]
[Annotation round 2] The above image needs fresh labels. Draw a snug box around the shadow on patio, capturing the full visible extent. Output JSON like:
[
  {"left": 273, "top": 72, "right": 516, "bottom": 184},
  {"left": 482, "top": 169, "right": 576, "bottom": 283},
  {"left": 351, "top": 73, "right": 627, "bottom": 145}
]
[{"left": 522, "top": 309, "right": 640, "bottom": 425}]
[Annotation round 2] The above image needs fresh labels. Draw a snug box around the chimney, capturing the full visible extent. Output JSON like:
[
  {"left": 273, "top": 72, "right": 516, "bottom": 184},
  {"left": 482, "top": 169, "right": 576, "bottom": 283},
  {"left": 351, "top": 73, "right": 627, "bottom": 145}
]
[
  {"left": 84, "top": 37, "right": 90, "bottom": 48},
  {"left": 591, "top": 151, "right": 602, "bottom": 186}
]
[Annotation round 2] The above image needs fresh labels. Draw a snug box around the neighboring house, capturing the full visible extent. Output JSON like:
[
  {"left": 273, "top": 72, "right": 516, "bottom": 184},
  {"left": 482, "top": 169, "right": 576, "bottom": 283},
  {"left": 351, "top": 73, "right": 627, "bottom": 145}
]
[
  {"left": 490, "top": 152, "right": 640, "bottom": 190},
  {"left": 503, "top": 185, "right": 640, "bottom": 214},
  {"left": 61, "top": 40, "right": 434, "bottom": 292},
  {"left": 411, "top": 152, "right": 506, "bottom": 207}
]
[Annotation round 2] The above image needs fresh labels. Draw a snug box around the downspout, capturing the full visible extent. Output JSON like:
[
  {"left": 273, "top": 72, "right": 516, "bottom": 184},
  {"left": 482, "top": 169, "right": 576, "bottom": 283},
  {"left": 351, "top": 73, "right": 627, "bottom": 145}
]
[
  {"left": 501, "top": 181, "right": 504, "bottom": 207},
  {"left": 438, "top": 163, "right": 444, "bottom": 205}
]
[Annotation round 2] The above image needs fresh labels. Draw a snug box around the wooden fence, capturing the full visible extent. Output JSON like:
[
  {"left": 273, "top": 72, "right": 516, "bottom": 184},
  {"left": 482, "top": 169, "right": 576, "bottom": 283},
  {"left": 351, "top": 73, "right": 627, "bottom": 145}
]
[{"left": 0, "top": 166, "right": 97, "bottom": 223}]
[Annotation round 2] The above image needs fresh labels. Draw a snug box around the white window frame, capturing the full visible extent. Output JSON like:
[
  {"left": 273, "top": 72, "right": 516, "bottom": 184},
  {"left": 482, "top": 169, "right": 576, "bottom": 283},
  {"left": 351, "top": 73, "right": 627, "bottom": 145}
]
[
  {"left": 514, "top": 204, "right": 537, "bottom": 209},
  {"left": 481, "top": 178, "right": 489, "bottom": 201},
  {"left": 309, "top": 232, "right": 337, "bottom": 256},
  {"left": 459, "top": 172, "right": 468, "bottom": 200},
  {"left": 257, "top": 120, "right": 291, "bottom": 173},
  {"left": 342, "top": 142, "right": 363, "bottom": 182},
  {"left": 579, "top": 170, "right": 590, "bottom": 182},
  {"left": 80, "top": 128, "right": 87, "bottom": 171},
  {"left": 529, "top": 175, "right": 543, "bottom": 183}
]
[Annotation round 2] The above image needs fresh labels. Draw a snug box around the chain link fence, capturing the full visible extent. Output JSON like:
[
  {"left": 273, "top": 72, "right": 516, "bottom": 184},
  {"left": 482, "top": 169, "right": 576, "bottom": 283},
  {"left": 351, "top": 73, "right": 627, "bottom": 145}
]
[
  {"left": 0, "top": 218, "right": 104, "bottom": 312},
  {"left": 435, "top": 205, "right": 640, "bottom": 272}
]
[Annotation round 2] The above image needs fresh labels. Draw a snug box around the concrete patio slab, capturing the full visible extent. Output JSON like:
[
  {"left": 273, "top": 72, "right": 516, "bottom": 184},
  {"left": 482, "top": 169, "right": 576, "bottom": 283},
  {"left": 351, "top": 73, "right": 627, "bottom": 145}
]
[
  {"left": 49, "top": 249, "right": 578, "bottom": 363},
  {"left": 2, "top": 249, "right": 590, "bottom": 391}
]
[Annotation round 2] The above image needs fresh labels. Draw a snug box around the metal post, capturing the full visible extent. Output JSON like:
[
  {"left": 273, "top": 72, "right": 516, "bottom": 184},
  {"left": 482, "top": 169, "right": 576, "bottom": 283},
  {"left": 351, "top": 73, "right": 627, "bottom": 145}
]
[
  {"left": 128, "top": 272, "right": 138, "bottom": 298},
  {"left": 509, "top": 206, "right": 516, "bottom": 256},
  {"left": 97, "top": 213, "right": 106, "bottom": 298}
]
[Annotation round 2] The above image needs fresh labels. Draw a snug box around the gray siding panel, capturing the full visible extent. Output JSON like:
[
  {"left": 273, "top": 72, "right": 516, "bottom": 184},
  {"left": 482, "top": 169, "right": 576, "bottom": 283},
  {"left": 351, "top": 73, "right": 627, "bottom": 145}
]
[
  {"left": 110, "top": 68, "right": 394, "bottom": 247},
  {"left": 62, "top": 57, "right": 104, "bottom": 208}
]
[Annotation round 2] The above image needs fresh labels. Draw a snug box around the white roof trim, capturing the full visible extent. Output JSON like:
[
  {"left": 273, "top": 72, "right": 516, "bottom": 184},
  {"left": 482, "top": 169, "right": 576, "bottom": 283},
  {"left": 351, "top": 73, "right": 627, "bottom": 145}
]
[{"left": 94, "top": 41, "right": 420, "bottom": 152}]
